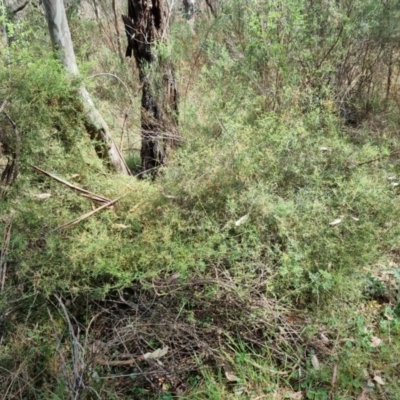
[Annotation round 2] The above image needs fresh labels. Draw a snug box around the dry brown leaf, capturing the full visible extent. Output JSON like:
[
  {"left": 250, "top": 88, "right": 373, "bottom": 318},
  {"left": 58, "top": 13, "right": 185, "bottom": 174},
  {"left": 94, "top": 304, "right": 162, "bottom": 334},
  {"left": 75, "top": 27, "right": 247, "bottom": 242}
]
[
  {"left": 129, "top": 203, "right": 141, "bottom": 213},
  {"left": 311, "top": 354, "right": 320, "bottom": 370},
  {"left": 34, "top": 193, "right": 51, "bottom": 200},
  {"left": 224, "top": 370, "right": 239, "bottom": 382},
  {"left": 112, "top": 223, "right": 130, "bottom": 229},
  {"left": 168, "top": 273, "right": 180, "bottom": 283},
  {"left": 329, "top": 218, "right": 342, "bottom": 226},
  {"left": 370, "top": 336, "right": 382, "bottom": 348},
  {"left": 373, "top": 375, "right": 385, "bottom": 385},
  {"left": 331, "top": 363, "right": 338, "bottom": 386},
  {"left": 143, "top": 346, "right": 169, "bottom": 360},
  {"left": 287, "top": 391, "right": 302, "bottom": 399},
  {"left": 320, "top": 333, "right": 329, "bottom": 343},
  {"left": 235, "top": 214, "right": 249, "bottom": 226},
  {"left": 357, "top": 388, "right": 368, "bottom": 400},
  {"left": 90, "top": 340, "right": 106, "bottom": 354},
  {"left": 384, "top": 312, "right": 394, "bottom": 321}
]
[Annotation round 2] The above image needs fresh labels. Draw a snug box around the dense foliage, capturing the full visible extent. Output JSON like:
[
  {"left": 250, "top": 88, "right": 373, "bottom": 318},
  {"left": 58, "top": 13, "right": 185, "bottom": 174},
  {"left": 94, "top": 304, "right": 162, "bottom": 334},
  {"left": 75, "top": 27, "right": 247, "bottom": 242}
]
[{"left": 1, "top": 0, "right": 400, "bottom": 398}]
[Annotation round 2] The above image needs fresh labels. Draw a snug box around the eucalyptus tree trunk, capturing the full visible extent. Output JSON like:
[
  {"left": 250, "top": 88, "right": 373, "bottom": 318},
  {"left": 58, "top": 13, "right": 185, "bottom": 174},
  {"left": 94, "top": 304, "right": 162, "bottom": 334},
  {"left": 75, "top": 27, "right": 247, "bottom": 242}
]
[
  {"left": 42, "top": 0, "right": 131, "bottom": 175},
  {"left": 122, "top": 0, "right": 179, "bottom": 175}
]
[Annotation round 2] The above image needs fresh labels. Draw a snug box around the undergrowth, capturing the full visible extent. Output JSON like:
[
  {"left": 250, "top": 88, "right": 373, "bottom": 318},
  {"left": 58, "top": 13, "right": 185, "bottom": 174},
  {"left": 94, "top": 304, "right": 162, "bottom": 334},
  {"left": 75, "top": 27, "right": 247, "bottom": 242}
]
[{"left": 1, "top": 0, "right": 400, "bottom": 399}]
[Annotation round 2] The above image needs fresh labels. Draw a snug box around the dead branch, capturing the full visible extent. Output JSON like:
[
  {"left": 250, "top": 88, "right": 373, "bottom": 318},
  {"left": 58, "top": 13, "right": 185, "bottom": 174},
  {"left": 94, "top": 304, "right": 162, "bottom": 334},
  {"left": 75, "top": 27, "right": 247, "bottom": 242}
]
[
  {"left": 31, "top": 165, "right": 111, "bottom": 204},
  {"left": 0, "top": 217, "right": 12, "bottom": 291},
  {"left": 0, "top": 99, "right": 8, "bottom": 113},
  {"left": 55, "top": 197, "right": 121, "bottom": 231},
  {"left": 55, "top": 295, "right": 86, "bottom": 400}
]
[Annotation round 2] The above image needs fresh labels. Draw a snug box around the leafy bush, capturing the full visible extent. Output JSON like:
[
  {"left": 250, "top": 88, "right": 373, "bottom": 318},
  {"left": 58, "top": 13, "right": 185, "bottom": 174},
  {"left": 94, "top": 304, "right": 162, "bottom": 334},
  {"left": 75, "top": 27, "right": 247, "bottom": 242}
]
[{"left": 2, "top": 0, "right": 400, "bottom": 398}]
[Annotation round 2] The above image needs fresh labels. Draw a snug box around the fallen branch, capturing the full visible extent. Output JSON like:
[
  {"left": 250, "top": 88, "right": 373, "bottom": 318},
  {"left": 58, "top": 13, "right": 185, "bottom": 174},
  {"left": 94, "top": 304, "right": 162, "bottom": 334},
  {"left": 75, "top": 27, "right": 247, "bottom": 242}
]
[
  {"left": 95, "top": 346, "right": 169, "bottom": 366},
  {"left": 55, "top": 196, "right": 121, "bottom": 230},
  {"left": 96, "top": 358, "right": 136, "bottom": 366},
  {"left": 0, "top": 99, "right": 8, "bottom": 113},
  {"left": 31, "top": 165, "right": 111, "bottom": 204},
  {"left": 0, "top": 217, "right": 12, "bottom": 291},
  {"left": 54, "top": 295, "right": 86, "bottom": 400}
]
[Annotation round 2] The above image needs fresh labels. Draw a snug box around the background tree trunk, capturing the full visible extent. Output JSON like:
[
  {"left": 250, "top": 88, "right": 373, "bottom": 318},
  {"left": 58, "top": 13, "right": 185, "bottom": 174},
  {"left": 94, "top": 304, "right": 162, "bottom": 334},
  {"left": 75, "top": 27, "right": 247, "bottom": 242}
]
[
  {"left": 2, "top": 0, "right": 29, "bottom": 45},
  {"left": 183, "top": 1, "right": 195, "bottom": 20},
  {"left": 183, "top": 0, "right": 195, "bottom": 33},
  {"left": 43, "top": 0, "right": 131, "bottom": 175},
  {"left": 205, "top": 0, "right": 218, "bottom": 17},
  {"left": 0, "top": 102, "right": 20, "bottom": 198},
  {"left": 1, "top": 1, "right": 29, "bottom": 194},
  {"left": 123, "top": 0, "right": 179, "bottom": 174}
]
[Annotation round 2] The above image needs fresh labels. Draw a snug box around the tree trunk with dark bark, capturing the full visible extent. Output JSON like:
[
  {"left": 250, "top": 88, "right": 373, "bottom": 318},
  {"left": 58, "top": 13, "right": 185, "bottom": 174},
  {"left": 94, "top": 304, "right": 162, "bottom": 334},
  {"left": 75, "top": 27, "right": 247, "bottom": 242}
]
[
  {"left": 205, "top": 0, "right": 219, "bottom": 17},
  {"left": 0, "top": 102, "right": 20, "bottom": 198},
  {"left": 122, "top": 0, "right": 179, "bottom": 175}
]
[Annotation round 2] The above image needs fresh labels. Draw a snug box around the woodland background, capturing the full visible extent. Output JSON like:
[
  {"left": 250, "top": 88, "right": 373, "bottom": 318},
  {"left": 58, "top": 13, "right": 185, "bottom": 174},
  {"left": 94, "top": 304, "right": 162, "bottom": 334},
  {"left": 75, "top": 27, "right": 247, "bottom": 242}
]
[{"left": 1, "top": 0, "right": 400, "bottom": 399}]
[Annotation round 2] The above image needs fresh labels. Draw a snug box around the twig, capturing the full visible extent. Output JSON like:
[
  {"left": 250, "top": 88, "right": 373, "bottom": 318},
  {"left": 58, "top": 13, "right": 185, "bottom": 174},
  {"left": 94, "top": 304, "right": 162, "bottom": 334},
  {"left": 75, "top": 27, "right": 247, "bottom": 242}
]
[
  {"left": 119, "top": 111, "right": 129, "bottom": 150},
  {"left": 55, "top": 196, "right": 121, "bottom": 231},
  {"left": 54, "top": 295, "right": 86, "bottom": 400},
  {"left": 356, "top": 149, "right": 400, "bottom": 166},
  {"left": 84, "top": 311, "right": 104, "bottom": 353},
  {"left": 54, "top": 167, "right": 144, "bottom": 230},
  {"left": 134, "top": 165, "right": 160, "bottom": 178},
  {"left": 0, "top": 217, "right": 12, "bottom": 291},
  {"left": 47, "top": 307, "right": 73, "bottom": 396},
  {"left": 160, "top": 188, "right": 177, "bottom": 199},
  {"left": 98, "top": 369, "right": 169, "bottom": 379},
  {"left": 329, "top": 363, "right": 338, "bottom": 399},
  {"left": 111, "top": 0, "right": 124, "bottom": 62},
  {"left": 87, "top": 73, "right": 136, "bottom": 106},
  {"left": 31, "top": 165, "right": 111, "bottom": 203},
  {"left": 96, "top": 358, "right": 137, "bottom": 366},
  {"left": 0, "top": 99, "right": 8, "bottom": 113}
]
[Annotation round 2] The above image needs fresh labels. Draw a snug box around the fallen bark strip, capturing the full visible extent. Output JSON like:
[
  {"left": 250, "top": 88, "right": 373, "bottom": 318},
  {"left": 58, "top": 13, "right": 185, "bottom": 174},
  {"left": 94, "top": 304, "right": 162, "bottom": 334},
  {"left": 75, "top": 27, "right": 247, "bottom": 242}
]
[
  {"left": 0, "top": 218, "right": 12, "bottom": 291},
  {"left": 31, "top": 165, "right": 111, "bottom": 204}
]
